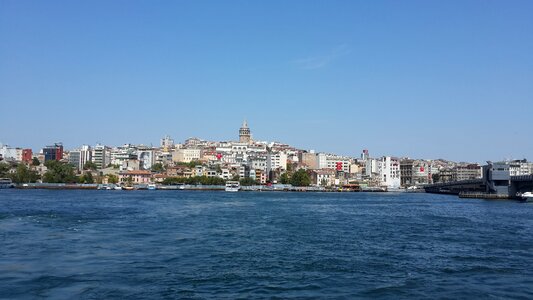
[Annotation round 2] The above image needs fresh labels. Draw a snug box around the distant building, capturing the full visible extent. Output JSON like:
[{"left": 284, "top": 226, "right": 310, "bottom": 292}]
[
  {"left": 68, "top": 145, "right": 92, "bottom": 170},
  {"left": 92, "top": 144, "right": 108, "bottom": 169},
  {"left": 311, "top": 169, "right": 336, "bottom": 186},
  {"left": 400, "top": 159, "right": 430, "bottom": 187},
  {"left": 454, "top": 164, "right": 482, "bottom": 181},
  {"left": 239, "top": 120, "right": 251, "bottom": 143},
  {"left": 119, "top": 170, "right": 153, "bottom": 184},
  {"left": 160, "top": 135, "right": 174, "bottom": 149},
  {"left": 299, "top": 151, "right": 318, "bottom": 169},
  {"left": 378, "top": 156, "right": 401, "bottom": 189},
  {"left": 508, "top": 159, "right": 533, "bottom": 176},
  {"left": 137, "top": 150, "right": 155, "bottom": 170},
  {"left": 43, "top": 143, "right": 63, "bottom": 162},
  {"left": 22, "top": 149, "right": 33, "bottom": 163},
  {"left": 0, "top": 144, "right": 22, "bottom": 162},
  {"left": 173, "top": 148, "right": 201, "bottom": 163}
]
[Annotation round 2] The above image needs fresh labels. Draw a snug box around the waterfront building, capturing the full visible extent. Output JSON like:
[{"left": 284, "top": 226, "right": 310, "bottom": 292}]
[
  {"left": 119, "top": 170, "right": 153, "bottom": 184},
  {"left": 400, "top": 159, "right": 430, "bottom": 187},
  {"left": 378, "top": 156, "right": 401, "bottom": 189},
  {"left": 239, "top": 120, "right": 251, "bottom": 143},
  {"left": 312, "top": 169, "right": 336, "bottom": 186},
  {"left": 43, "top": 143, "right": 64, "bottom": 162},
  {"left": 508, "top": 159, "right": 533, "bottom": 176}
]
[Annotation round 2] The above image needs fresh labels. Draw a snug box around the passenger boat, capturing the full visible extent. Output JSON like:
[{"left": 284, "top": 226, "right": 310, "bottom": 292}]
[
  {"left": 0, "top": 178, "right": 15, "bottom": 189},
  {"left": 225, "top": 181, "right": 240, "bottom": 192}
]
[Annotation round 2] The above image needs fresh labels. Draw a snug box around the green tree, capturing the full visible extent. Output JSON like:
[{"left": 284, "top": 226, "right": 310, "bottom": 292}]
[
  {"left": 279, "top": 172, "right": 290, "bottom": 184},
  {"left": 0, "top": 162, "right": 11, "bottom": 178},
  {"left": 83, "top": 161, "right": 98, "bottom": 171},
  {"left": 239, "top": 177, "right": 259, "bottom": 186},
  {"left": 107, "top": 174, "right": 119, "bottom": 184},
  {"left": 31, "top": 157, "right": 41, "bottom": 166},
  {"left": 176, "top": 161, "right": 203, "bottom": 168},
  {"left": 290, "top": 169, "right": 311, "bottom": 187},
  {"left": 79, "top": 172, "right": 94, "bottom": 184},
  {"left": 10, "top": 163, "right": 40, "bottom": 184},
  {"left": 151, "top": 163, "right": 165, "bottom": 172},
  {"left": 43, "top": 161, "right": 78, "bottom": 183}
]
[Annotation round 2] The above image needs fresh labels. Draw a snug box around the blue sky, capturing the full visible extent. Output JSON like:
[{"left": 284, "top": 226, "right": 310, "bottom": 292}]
[{"left": 1, "top": 1, "right": 532, "bottom": 162}]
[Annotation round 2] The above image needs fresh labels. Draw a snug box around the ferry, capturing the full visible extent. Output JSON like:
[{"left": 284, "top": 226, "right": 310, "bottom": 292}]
[
  {"left": 0, "top": 178, "right": 15, "bottom": 189},
  {"left": 225, "top": 181, "right": 240, "bottom": 192}
]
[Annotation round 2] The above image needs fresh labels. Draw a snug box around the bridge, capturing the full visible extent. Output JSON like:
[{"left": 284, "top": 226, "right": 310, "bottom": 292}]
[
  {"left": 424, "top": 175, "right": 533, "bottom": 199},
  {"left": 509, "top": 175, "right": 533, "bottom": 196},
  {"left": 423, "top": 179, "right": 485, "bottom": 195}
]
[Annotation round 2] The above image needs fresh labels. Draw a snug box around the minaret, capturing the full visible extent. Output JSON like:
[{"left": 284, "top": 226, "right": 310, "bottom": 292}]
[{"left": 239, "top": 120, "right": 251, "bottom": 143}]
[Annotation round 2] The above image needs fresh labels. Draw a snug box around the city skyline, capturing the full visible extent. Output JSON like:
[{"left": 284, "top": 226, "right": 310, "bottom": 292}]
[{"left": 1, "top": 1, "right": 532, "bottom": 162}]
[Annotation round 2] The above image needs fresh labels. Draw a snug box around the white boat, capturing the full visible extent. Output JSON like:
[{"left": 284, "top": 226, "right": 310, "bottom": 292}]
[
  {"left": 147, "top": 184, "right": 157, "bottom": 190},
  {"left": 519, "top": 192, "right": 533, "bottom": 202},
  {"left": 225, "top": 181, "right": 240, "bottom": 192},
  {"left": 114, "top": 185, "right": 123, "bottom": 190},
  {"left": 0, "top": 178, "right": 15, "bottom": 189}
]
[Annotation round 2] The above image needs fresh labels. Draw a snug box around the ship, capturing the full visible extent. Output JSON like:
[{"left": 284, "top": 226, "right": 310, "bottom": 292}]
[
  {"left": 0, "top": 178, "right": 15, "bottom": 189},
  {"left": 518, "top": 192, "right": 533, "bottom": 202},
  {"left": 225, "top": 181, "right": 240, "bottom": 192}
]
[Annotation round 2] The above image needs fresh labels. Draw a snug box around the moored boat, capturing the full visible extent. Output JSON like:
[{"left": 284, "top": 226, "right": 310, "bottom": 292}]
[
  {"left": 0, "top": 178, "right": 15, "bottom": 189},
  {"left": 225, "top": 181, "right": 240, "bottom": 192},
  {"left": 518, "top": 191, "right": 533, "bottom": 202}
]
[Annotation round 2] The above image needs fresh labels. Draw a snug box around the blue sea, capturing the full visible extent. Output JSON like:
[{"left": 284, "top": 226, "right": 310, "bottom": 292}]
[{"left": 1, "top": 190, "right": 532, "bottom": 299}]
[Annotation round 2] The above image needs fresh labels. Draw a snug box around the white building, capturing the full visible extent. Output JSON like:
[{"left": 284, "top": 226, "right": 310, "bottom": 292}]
[
  {"left": 173, "top": 148, "right": 201, "bottom": 163},
  {"left": 160, "top": 135, "right": 174, "bottom": 150},
  {"left": 365, "top": 158, "right": 379, "bottom": 178},
  {"left": 0, "top": 144, "right": 21, "bottom": 162},
  {"left": 137, "top": 150, "right": 155, "bottom": 170},
  {"left": 378, "top": 156, "right": 401, "bottom": 189},
  {"left": 267, "top": 151, "right": 287, "bottom": 171},
  {"left": 92, "top": 144, "right": 109, "bottom": 169},
  {"left": 68, "top": 145, "right": 92, "bottom": 170}
]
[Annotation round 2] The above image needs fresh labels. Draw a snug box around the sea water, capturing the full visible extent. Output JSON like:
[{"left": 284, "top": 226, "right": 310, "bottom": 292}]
[{"left": 1, "top": 190, "right": 532, "bottom": 299}]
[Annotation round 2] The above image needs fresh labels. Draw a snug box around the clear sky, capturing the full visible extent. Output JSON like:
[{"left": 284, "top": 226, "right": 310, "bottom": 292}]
[{"left": 1, "top": 1, "right": 532, "bottom": 162}]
